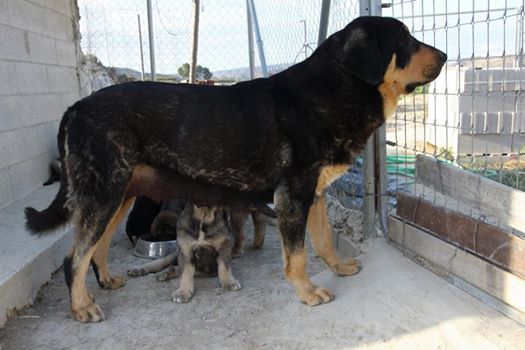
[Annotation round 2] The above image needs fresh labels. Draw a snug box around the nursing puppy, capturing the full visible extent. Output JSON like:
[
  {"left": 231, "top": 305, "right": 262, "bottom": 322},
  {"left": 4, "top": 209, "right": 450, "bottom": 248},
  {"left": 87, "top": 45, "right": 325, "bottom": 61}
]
[{"left": 173, "top": 203, "right": 240, "bottom": 302}]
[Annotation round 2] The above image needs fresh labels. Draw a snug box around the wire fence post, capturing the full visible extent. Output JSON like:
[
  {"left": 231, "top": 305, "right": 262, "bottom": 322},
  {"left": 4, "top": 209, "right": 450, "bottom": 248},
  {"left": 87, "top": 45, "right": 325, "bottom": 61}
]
[
  {"left": 317, "top": 0, "right": 331, "bottom": 47},
  {"left": 359, "top": 0, "right": 376, "bottom": 238},
  {"left": 247, "top": 0, "right": 268, "bottom": 78},
  {"left": 246, "top": 0, "right": 256, "bottom": 79},
  {"left": 189, "top": 0, "right": 200, "bottom": 84},
  {"left": 146, "top": 0, "right": 156, "bottom": 81},
  {"left": 371, "top": 0, "right": 388, "bottom": 237},
  {"left": 137, "top": 14, "right": 145, "bottom": 81}
]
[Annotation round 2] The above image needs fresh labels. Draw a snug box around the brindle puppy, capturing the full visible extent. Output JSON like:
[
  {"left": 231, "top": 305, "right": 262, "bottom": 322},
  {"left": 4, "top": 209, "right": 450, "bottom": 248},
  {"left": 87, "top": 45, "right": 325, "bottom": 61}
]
[{"left": 173, "top": 203, "right": 241, "bottom": 303}]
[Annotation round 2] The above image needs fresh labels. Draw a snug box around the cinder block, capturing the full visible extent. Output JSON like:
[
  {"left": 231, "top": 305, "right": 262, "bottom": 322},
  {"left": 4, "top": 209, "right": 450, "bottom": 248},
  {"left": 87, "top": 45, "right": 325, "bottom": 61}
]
[
  {"left": 0, "top": 168, "right": 14, "bottom": 209},
  {"left": 0, "top": 0, "right": 9, "bottom": 25},
  {"left": 9, "top": 151, "right": 56, "bottom": 200},
  {"left": 0, "top": 94, "right": 62, "bottom": 133},
  {"left": 55, "top": 39, "right": 77, "bottom": 67},
  {"left": 0, "top": 121, "right": 58, "bottom": 168},
  {"left": 29, "top": 0, "right": 71, "bottom": 17},
  {"left": 8, "top": 0, "right": 70, "bottom": 40},
  {"left": 47, "top": 65, "right": 78, "bottom": 93},
  {"left": 15, "top": 61, "right": 49, "bottom": 94},
  {"left": 0, "top": 24, "right": 29, "bottom": 61},
  {"left": 0, "top": 60, "right": 17, "bottom": 95},
  {"left": 60, "top": 91, "right": 80, "bottom": 111},
  {"left": 27, "top": 32, "right": 57, "bottom": 64}
]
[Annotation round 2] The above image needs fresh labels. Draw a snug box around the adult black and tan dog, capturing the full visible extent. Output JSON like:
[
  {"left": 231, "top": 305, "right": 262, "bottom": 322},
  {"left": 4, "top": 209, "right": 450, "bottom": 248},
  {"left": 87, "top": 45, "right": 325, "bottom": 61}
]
[{"left": 25, "top": 16, "right": 446, "bottom": 323}]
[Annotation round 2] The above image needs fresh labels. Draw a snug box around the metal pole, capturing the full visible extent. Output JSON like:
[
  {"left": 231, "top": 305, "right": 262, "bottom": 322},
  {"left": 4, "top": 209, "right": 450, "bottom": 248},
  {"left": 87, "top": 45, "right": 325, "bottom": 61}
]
[
  {"left": 246, "top": 0, "right": 256, "bottom": 79},
  {"left": 516, "top": 6, "right": 524, "bottom": 68},
  {"left": 146, "top": 0, "right": 156, "bottom": 80},
  {"left": 360, "top": 0, "right": 375, "bottom": 238},
  {"left": 189, "top": 0, "right": 200, "bottom": 84},
  {"left": 317, "top": 0, "right": 331, "bottom": 47},
  {"left": 247, "top": 0, "right": 268, "bottom": 77},
  {"left": 370, "top": 0, "right": 388, "bottom": 237},
  {"left": 137, "top": 14, "right": 145, "bottom": 81}
]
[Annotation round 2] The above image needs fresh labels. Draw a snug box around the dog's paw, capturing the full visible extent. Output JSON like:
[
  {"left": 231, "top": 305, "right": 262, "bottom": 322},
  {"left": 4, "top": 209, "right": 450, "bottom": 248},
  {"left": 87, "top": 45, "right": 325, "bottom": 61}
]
[
  {"left": 298, "top": 286, "right": 334, "bottom": 306},
  {"left": 331, "top": 258, "right": 361, "bottom": 277},
  {"left": 172, "top": 288, "right": 193, "bottom": 303},
  {"left": 156, "top": 267, "right": 178, "bottom": 282},
  {"left": 127, "top": 267, "right": 150, "bottom": 277},
  {"left": 220, "top": 277, "right": 242, "bottom": 291},
  {"left": 99, "top": 274, "right": 127, "bottom": 290},
  {"left": 72, "top": 303, "right": 105, "bottom": 323},
  {"left": 231, "top": 248, "right": 244, "bottom": 259}
]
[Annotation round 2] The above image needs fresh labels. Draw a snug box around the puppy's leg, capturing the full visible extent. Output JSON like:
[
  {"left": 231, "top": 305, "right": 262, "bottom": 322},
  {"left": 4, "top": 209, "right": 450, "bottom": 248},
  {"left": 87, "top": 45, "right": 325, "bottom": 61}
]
[
  {"left": 217, "top": 241, "right": 241, "bottom": 291},
  {"left": 251, "top": 210, "right": 265, "bottom": 249},
  {"left": 172, "top": 253, "right": 195, "bottom": 303},
  {"left": 307, "top": 194, "right": 359, "bottom": 276},
  {"left": 275, "top": 184, "right": 334, "bottom": 306},
  {"left": 230, "top": 209, "right": 249, "bottom": 257},
  {"left": 91, "top": 198, "right": 135, "bottom": 289},
  {"left": 127, "top": 250, "right": 177, "bottom": 277},
  {"left": 156, "top": 265, "right": 178, "bottom": 282}
]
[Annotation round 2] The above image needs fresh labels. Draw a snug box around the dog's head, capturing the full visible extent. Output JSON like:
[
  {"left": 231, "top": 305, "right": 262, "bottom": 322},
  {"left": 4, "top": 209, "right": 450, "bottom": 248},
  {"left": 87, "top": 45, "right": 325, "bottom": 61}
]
[{"left": 340, "top": 16, "right": 447, "bottom": 93}]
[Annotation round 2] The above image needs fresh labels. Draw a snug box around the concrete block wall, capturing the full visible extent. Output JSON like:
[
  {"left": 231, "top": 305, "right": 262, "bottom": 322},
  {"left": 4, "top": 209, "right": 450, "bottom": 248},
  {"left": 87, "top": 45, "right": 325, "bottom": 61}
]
[{"left": 0, "top": 0, "right": 81, "bottom": 208}]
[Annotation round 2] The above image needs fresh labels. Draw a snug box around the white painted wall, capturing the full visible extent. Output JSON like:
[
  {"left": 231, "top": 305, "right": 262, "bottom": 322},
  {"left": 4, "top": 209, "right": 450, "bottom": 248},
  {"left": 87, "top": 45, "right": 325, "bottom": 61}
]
[{"left": 0, "top": 0, "right": 81, "bottom": 208}]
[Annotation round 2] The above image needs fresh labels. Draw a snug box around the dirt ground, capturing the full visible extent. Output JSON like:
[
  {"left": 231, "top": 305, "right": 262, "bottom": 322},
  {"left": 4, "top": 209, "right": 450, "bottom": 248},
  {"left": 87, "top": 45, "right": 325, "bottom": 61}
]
[
  {"left": 0, "top": 220, "right": 329, "bottom": 349},
  {"left": 1, "top": 219, "right": 524, "bottom": 350}
]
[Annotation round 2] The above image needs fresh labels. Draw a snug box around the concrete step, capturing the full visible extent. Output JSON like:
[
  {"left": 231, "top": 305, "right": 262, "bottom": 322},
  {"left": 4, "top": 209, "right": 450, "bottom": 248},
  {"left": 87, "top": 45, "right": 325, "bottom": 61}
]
[{"left": 0, "top": 184, "right": 72, "bottom": 327}]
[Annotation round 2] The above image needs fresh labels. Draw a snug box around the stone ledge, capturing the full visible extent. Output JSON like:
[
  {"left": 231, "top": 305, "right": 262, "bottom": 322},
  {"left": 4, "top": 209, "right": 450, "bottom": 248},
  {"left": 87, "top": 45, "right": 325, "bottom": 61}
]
[{"left": 0, "top": 183, "right": 72, "bottom": 327}]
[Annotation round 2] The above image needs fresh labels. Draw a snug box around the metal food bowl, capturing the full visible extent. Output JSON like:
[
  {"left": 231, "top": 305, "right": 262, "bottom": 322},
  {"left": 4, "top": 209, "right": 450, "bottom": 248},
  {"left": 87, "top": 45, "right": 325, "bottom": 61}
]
[{"left": 133, "top": 234, "right": 177, "bottom": 259}]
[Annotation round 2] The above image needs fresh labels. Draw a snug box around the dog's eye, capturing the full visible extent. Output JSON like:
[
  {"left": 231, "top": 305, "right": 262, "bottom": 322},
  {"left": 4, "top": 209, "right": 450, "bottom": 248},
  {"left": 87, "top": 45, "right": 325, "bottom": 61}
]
[{"left": 202, "top": 224, "right": 208, "bottom": 233}]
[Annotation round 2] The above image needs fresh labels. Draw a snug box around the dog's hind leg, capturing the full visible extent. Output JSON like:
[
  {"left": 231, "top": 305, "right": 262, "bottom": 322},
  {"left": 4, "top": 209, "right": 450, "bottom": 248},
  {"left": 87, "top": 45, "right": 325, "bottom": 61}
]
[
  {"left": 251, "top": 210, "right": 265, "bottom": 249},
  {"left": 91, "top": 198, "right": 135, "bottom": 289},
  {"left": 65, "top": 196, "right": 130, "bottom": 323},
  {"left": 230, "top": 209, "right": 249, "bottom": 257},
  {"left": 307, "top": 194, "right": 359, "bottom": 276},
  {"left": 274, "top": 183, "right": 334, "bottom": 306}
]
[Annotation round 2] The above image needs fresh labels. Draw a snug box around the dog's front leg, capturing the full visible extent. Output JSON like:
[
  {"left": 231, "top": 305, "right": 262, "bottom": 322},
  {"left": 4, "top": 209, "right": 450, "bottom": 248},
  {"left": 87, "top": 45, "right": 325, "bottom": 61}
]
[
  {"left": 274, "top": 183, "right": 334, "bottom": 306},
  {"left": 216, "top": 240, "right": 242, "bottom": 291},
  {"left": 172, "top": 253, "right": 195, "bottom": 303}
]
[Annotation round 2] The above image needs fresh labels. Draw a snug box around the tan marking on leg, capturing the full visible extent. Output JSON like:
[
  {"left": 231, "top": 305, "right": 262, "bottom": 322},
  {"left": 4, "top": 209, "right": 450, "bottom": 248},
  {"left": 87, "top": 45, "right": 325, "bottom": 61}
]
[
  {"left": 307, "top": 195, "right": 360, "bottom": 276},
  {"left": 252, "top": 210, "right": 265, "bottom": 249},
  {"left": 91, "top": 198, "right": 135, "bottom": 289},
  {"left": 283, "top": 246, "right": 334, "bottom": 306},
  {"left": 218, "top": 260, "right": 241, "bottom": 291},
  {"left": 128, "top": 250, "right": 177, "bottom": 277},
  {"left": 315, "top": 165, "right": 349, "bottom": 196},
  {"left": 173, "top": 261, "right": 195, "bottom": 303},
  {"left": 70, "top": 244, "right": 104, "bottom": 323},
  {"left": 156, "top": 265, "right": 178, "bottom": 282}
]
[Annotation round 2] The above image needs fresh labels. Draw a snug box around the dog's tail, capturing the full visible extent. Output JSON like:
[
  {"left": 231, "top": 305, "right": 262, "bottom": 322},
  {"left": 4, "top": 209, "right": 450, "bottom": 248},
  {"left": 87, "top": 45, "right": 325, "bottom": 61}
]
[
  {"left": 25, "top": 108, "right": 73, "bottom": 235},
  {"left": 24, "top": 180, "right": 71, "bottom": 235}
]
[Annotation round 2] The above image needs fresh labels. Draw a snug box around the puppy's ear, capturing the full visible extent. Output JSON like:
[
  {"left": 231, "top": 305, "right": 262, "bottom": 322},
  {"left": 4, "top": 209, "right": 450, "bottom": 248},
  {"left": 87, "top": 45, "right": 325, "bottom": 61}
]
[{"left": 343, "top": 27, "right": 384, "bottom": 85}]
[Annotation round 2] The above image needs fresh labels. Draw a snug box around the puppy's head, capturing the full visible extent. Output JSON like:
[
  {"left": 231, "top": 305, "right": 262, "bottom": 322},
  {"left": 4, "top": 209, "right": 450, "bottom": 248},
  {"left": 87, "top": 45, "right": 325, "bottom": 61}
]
[{"left": 341, "top": 16, "right": 447, "bottom": 93}]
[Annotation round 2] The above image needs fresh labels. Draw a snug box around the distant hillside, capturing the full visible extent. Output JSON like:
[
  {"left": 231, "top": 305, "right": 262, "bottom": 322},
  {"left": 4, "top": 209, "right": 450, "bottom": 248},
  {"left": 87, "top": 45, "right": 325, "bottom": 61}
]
[
  {"left": 213, "top": 63, "right": 291, "bottom": 81},
  {"left": 107, "top": 67, "right": 180, "bottom": 81},
  {"left": 107, "top": 63, "right": 292, "bottom": 83}
]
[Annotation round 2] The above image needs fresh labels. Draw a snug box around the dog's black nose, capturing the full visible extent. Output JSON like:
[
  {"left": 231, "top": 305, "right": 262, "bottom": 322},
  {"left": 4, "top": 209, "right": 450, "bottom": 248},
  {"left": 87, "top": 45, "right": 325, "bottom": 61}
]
[{"left": 438, "top": 50, "right": 447, "bottom": 63}]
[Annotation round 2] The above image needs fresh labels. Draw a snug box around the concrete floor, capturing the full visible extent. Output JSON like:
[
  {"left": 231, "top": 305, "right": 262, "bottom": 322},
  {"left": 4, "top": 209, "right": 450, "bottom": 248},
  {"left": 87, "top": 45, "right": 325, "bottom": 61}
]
[{"left": 0, "top": 221, "right": 524, "bottom": 350}]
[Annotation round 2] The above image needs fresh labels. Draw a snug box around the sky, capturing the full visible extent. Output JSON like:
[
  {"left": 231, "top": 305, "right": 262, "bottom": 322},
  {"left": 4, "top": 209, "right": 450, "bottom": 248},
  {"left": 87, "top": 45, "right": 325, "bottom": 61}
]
[{"left": 79, "top": 0, "right": 525, "bottom": 76}]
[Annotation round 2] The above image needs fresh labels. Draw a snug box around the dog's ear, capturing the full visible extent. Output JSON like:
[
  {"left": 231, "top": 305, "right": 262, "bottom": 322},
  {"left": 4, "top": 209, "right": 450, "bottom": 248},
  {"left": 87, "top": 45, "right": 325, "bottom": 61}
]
[{"left": 343, "top": 27, "right": 384, "bottom": 85}]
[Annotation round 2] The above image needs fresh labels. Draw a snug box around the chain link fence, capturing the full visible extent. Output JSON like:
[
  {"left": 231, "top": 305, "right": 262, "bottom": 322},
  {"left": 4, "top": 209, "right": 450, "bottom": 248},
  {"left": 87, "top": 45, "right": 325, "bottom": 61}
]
[
  {"left": 79, "top": 0, "right": 360, "bottom": 82},
  {"left": 383, "top": 0, "right": 525, "bottom": 237},
  {"left": 78, "top": 0, "right": 369, "bottom": 240}
]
